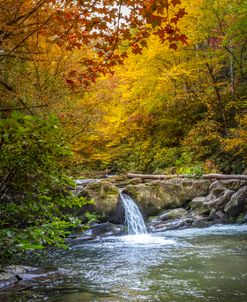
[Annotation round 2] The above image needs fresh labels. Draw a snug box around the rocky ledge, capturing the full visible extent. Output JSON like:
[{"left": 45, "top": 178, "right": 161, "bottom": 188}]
[
  {"left": 69, "top": 176, "right": 247, "bottom": 240},
  {"left": 127, "top": 178, "right": 247, "bottom": 231}
]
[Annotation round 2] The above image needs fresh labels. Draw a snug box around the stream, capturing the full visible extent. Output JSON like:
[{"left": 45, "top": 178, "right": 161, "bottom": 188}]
[{"left": 1, "top": 224, "right": 247, "bottom": 301}]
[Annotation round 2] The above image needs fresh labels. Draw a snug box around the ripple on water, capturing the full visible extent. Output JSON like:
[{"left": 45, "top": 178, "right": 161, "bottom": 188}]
[{"left": 2, "top": 224, "right": 247, "bottom": 302}]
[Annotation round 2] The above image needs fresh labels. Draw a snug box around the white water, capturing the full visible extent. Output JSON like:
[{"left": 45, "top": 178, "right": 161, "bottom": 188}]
[
  {"left": 120, "top": 233, "right": 176, "bottom": 246},
  {"left": 120, "top": 193, "right": 147, "bottom": 235}
]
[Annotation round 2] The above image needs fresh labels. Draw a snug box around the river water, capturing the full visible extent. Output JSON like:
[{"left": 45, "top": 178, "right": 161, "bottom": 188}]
[{"left": 1, "top": 224, "right": 247, "bottom": 302}]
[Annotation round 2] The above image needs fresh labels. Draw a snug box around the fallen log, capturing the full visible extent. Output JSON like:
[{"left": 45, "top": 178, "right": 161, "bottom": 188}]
[
  {"left": 126, "top": 173, "right": 247, "bottom": 181},
  {"left": 202, "top": 174, "right": 247, "bottom": 180},
  {"left": 127, "top": 173, "right": 189, "bottom": 179}
]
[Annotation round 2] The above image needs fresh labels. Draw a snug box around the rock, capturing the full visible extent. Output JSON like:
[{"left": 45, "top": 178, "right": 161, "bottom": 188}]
[
  {"left": 213, "top": 180, "right": 247, "bottom": 191},
  {"left": 72, "top": 179, "right": 101, "bottom": 195},
  {"left": 160, "top": 208, "right": 187, "bottom": 221},
  {"left": 190, "top": 196, "right": 210, "bottom": 214},
  {"left": 150, "top": 216, "right": 194, "bottom": 232},
  {"left": 111, "top": 177, "right": 142, "bottom": 188},
  {"left": 68, "top": 222, "right": 125, "bottom": 244},
  {"left": 125, "top": 179, "right": 211, "bottom": 216},
  {"left": 209, "top": 181, "right": 226, "bottom": 196},
  {"left": 206, "top": 188, "right": 234, "bottom": 210},
  {"left": 0, "top": 266, "right": 39, "bottom": 288},
  {"left": 0, "top": 273, "right": 18, "bottom": 288},
  {"left": 190, "top": 181, "right": 235, "bottom": 214},
  {"left": 109, "top": 176, "right": 143, "bottom": 187},
  {"left": 224, "top": 186, "right": 247, "bottom": 217},
  {"left": 75, "top": 179, "right": 100, "bottom": 186},
  {"left": 184, "top": 218, "right": 195, "bottom": 225},
  {"left": 216, "top": 210, "right": 226, "bottom": 220},
  {"left": 4, "top": 265, "right": 37, "bottom": 275},
  {"left": 208, "top": 209, "right": 218, "bottom": 220},
  {"left": 79, "top": 181, "right": 120, "bottom": 222},
  {"left": 128, "top": 178, "right": 143, "bottom": 185},
  {"left": 192, "top": 218, "right": 211, "bottom": 228},
  {"left": 151, "top": 219, "right": 184, "bottom": 232},
  {"left": 90, "top": 222, "right": 124, "bottom": 237}
]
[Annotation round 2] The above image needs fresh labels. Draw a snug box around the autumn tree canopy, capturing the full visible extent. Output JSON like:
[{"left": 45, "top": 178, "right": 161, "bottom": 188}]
[
  {"left": 69, "top": 0, "right": 247, "bottom": 174},
  {"left": 0, "top": 0, "right": 187, "bottom": 86}
]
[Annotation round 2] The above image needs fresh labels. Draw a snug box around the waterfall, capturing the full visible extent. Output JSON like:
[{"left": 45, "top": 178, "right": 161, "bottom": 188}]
[{"left": 120, "top": 193, "right": 147, "bottom": 235}]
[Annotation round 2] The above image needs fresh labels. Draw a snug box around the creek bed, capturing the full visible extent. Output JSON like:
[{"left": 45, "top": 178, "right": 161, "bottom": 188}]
[{"left": 1, "top": 224, "right": 247, "bottom": 301}]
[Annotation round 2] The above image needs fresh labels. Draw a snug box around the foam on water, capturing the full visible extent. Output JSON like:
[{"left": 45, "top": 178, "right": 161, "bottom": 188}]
[{"left": 120, "top": 234, "right": 176, "bottom": 246}]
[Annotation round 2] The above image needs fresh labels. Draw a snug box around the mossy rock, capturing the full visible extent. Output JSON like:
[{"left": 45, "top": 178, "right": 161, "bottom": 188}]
[
  {"left": 125, "top": 179, "right": 211, "bottom": 216},
  {"left": 160, "top": 208, "right": 187, "bottom": 221},
  {"left": 79, "top": 181, "right": 120, "bottom": 222},
  {"left": 108, "top": 176, "right": 143, "bottom": 187},
  {"left": 190, "top": 197, "right": 210, "bottom": 215}
]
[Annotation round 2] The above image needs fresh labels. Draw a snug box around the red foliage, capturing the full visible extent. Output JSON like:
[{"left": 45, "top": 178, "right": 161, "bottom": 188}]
[{"left": 0, "top": 0, "right": 188, "bottom": 86}]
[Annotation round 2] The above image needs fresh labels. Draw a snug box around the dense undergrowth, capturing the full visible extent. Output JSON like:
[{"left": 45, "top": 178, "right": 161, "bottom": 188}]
[{"left": 0, "top": 113, "right": 90, "bottom": 267}]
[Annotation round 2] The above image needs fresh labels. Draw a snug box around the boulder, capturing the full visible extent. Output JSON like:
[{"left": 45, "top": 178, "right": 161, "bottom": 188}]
[
  {"left": 208, "top": 209, "right": 218, "bottom": 221},
  {"left": 213, "top": 179, "right": 247, "bottom": 191},
  {"left": 224, "top": 186, "right": 247, "bottom": 217},
  {"left": 205, "top": 180, "right": 247, "bottom": 210},
  {"left": 79, "top": 181, "right": 120, "bottom": 222},
  {"left": 206, "top": 188, "right": 234, "bottom": 210},
  {"left": 190, "top": 196, "right": 210, "bottom": 214},
  {"left": 190, "top": 181, "right": 235, "bottom": 213},
  {"left": 160, "top": 208, "right": 187, "bottom": 221},
  {"left": 150, "top": 217, "right": 194, "bottom": 232},
  {"left": 90, "top": 222, "right": 125, "bottom": 237},
  {"left": 208, "top": 209, "right": 228, "bottom": 222},
  {"left": 125, "top": 179, "right": 210, "bottom": 216},
  {"left": 192, "top": 218, "right": 211, "bottom": 228}
]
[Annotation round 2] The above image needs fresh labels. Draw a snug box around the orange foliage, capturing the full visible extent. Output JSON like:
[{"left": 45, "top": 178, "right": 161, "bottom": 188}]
[{"left": 0, "top": 0, "right": 187, "bottom": 86}]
